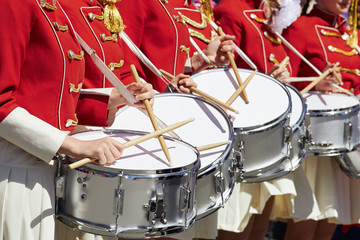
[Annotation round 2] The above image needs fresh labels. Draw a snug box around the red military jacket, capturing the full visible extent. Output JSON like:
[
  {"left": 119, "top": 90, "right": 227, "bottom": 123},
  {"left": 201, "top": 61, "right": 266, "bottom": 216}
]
[
  {"left": 61, "top": 0, "right": 133, "bottom": 126},
  {"left": 0, "top": 0, "right": 85, "bottom": 132},
  {"left": 169, "top": 0, "right": 218, "bottom": 57},
  {"left": 0, "top": 0, "right": 89, "bottom": 161},
  {"left": 117, "top": 0, "right": 191, "bottom": 92},
  {"left": 283, "top": 5, "right": 360, "bottom": 94},
  {"left": 214, "top": 0, "right": 292, "bottom": 74}
]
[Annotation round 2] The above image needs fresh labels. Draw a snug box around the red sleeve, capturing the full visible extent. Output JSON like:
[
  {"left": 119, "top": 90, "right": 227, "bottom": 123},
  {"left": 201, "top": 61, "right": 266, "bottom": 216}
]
[{"left": 0, "top": 0, "right": 32, "bottom": 121}]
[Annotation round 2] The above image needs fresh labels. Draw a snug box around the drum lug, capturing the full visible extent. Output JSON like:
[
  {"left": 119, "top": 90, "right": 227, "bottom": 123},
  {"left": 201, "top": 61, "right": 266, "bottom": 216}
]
[
  {"left": 113, "top": 189, "right": 124, "bottom": 216},
  {"left": 55, "top": 176, "right": 65, "bottom": 198},
  {"left": 179, "top": 184, "right": 191, "bottom": 212},
  {"left": 215, "top": 171, "right": 225, "bottom": 204},
  {"left": 232, "top": 140, "right": 246, "bottom": 183},
  {"left": 344, "top": 120, "right": 353, "bottom": 142},
  {"left": 143, "top": 184, "right": 167, "bottom": 225},
  {"left": 283, "top": 126, "right": 292, "bottom": 144}
]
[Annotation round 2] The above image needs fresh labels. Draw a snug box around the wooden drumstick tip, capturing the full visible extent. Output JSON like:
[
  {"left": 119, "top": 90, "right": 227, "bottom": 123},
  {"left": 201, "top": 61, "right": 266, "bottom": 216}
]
[{"left": 197, "top": 141, "right": 232, "bottom": 152}]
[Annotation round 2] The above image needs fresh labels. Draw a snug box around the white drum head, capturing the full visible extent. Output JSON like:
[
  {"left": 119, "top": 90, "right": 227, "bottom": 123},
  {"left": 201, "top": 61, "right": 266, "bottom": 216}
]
[
  {"left": 191, "top": 68, "right": 290, "bottom": 129},
  {"left": 304, "top": 92, "right": 360, "bottom": 111},
  {"left": 110, "top": 93, "right": 233, "bottom": 171},
  {"left": 71, "top": 130, "right": 198, "bottom": 171}
]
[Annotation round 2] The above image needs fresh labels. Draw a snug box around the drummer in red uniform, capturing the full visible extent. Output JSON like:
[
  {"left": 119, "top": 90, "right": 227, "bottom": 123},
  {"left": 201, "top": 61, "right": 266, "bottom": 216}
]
[
  {"left": 61, "top": 0, "right": 155, "bottom": 129},
  {"left": 270, "top": 0, "right": 360, "bottom": 239},
  {"left": 212, "top": 1, "right": 302, "bottom": 240},
  {"left": 214, "top": 0, "right": 294, "bottom": 83},
  {"left": 0, "top": 0, "right": 136, "bottom": 239},
  {"left": 55, "top": 0, "right": 156, "bottom": 238},
  {"left": 116, "top": 0, "right": 235, "bottom": 94}
]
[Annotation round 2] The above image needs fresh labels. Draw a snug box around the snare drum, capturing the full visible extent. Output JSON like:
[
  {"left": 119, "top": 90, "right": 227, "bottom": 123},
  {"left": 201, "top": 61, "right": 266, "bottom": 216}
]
[
  {"left": 191, "top": 68, "right": 292, "bottom": 182},
  {"left": 303, "top": 92, "right": 360, "bottom": 156},
  {"left": 110, "top": 93, "right": 235, "bottom": 220},
  {"left": 56, "top": 130, "right": 200, "bottom": 238}
]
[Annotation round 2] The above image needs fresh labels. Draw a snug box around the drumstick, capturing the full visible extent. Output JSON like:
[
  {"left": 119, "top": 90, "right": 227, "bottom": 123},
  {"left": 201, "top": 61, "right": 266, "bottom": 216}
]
[
  {"left": 300, "top": 69, "right": 331, "bottom": 95},
  {"left": 217, "top": 27, "right": 249, "bottom": 104},
  {"left": 159, "top": 69, "right": 239, "bottom": 114},
  {"left": 130, "top": 65, "right": 172, "bottom": 164},
  {"left": 226, "top": 70, "right": 257, "bottom": 106},
  {"left": 68, "top": 118, "right": 194, "bottom": 170},
  {"left": 289, "top": 77, "right": 317, "bottom": 82},
  {"left": 275, "top": 32, "right": 354, "bottom": 96},
  {"left": 332, "top": 71, "right": 343, "bottom": 85},
  {"left": 279, "top": 56, "right": 290, "bottom": 68},
  {"left": 197, "top": 141, "right": 232, "bottom": 152}
]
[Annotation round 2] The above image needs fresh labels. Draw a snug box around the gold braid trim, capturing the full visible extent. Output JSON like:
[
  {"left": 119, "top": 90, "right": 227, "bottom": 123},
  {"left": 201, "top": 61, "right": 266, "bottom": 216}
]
[
  {"left": 347, "top": 0, "right": 358, "bottom": 48},
  {"left": 340, "top": 67, "right": 360, "bottom": 76},
  {"left": 200, "top": 0, "right": 214, "bottom": 21},
  {"left": 328, "top": 45, "right": 358, "bottom": 56},
  {"left": 108, "top": 60, "right": 124, "bottom": 70},
  {"left": 264, "top": 31, "right": 281, "bottom": 44},
  {"left": 210, "top": 30, "right": 218, "bottom": 41},
  {"left": 69, "top": 83, "right": 83, "bottom": 93},
  {"left": 178, "top": 12, "right": 207, "bottom": 29},
  {"left": 65, "top": 115, "right": 78, "bottom": 128},
  {"left": 100, "top": 33, "right": 118, "bottom": 42},
  {"left": 53, "top": 22, "right": 68, "bottom": 32},
  {"left": 320, "top": 29, "right": 348, "bottom": 40},
  {"left": 67, "top": 50, "right": 84, "bottom": 60},
  {"left": 189, "top": 29, "right": 211, "bottom": 43},
  {"left": 88, "top": 12, "right": 104, "bottom": 21},
  {"left": 42, "top": 2, "right": 57, "bottom": 11},
  {"left": 102, "top": 0, "right": 125, "bottom": 33},
  {"left": 250, "top": 13, "right": 266, "bottom": 23}
]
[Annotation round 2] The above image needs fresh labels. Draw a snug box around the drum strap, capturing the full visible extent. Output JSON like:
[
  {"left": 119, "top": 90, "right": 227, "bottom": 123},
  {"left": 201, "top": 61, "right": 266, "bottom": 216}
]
[{"left": 75, "top": 32, "right": 136, "bottom": 104}]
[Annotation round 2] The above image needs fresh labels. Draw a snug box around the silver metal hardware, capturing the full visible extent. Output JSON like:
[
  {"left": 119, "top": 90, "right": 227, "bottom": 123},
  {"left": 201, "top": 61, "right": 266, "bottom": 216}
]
[
  {"left": 143, "top": 184, "right": 167, "bottom": 225},
  {"left": 55, "top": 176, "right": 65, "bottom": 198}
]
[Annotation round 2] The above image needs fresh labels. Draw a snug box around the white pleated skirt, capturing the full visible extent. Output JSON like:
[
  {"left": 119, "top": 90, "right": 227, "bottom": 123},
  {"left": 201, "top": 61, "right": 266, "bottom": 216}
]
[
  {"left": 271, "top": 156, "right": 360, "bottom": 224},
  {"left": 0, "top": 137, "right": 56, "bottom": 240},
  {"left": 217, "top": 168, "right": 310, "bottom": 233}
]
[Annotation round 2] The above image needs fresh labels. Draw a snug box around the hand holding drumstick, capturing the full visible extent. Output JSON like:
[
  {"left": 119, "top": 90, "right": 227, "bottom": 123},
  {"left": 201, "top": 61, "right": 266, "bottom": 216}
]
[
  {"left": 160, "top": 69, "right": 239, "bottom": 114},
  {"left": 217, "top": 26, "right": 249, "bottom": 104},
  {"left": 130, "top": 65, "right": 172, "bottom": 164},
  {"left": 68, "top": 118, "right": 194, "bottom": 170}
]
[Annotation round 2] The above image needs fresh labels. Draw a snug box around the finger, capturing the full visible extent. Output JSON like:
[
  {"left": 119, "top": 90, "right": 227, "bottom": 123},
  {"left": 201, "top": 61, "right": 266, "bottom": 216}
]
[
  {"left": 179, "top": 85, "right": 191, "bottom": 93},
  {"left": 97, "top": 152, "right": 107, "bottom": 165}
]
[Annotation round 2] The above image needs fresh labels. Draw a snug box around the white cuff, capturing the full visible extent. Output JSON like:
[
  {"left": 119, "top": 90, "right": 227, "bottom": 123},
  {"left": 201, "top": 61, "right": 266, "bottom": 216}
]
[{"left": 0, "top": 107, "right": 67, "bottom": 163}]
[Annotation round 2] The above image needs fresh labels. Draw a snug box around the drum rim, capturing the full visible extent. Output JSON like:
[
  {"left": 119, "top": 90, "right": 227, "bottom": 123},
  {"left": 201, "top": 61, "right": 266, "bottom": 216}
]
[
  {"left": 115, "top": 92, "right": 235, "bottom": 176},
  {"left": 66, "top": 129, "right": 201, "bottom": 176},
  {"left": 285, "top": 83, "right": 308, "bottom": 132},
  {"left": 151, "top": 92, "right": 235, "bottom": 175},
  {"left": 304, "top": 91, "right": 360, "bottom": 116},
  {"left": 191, "top": 68, "right": 292, "bottom": 131}
]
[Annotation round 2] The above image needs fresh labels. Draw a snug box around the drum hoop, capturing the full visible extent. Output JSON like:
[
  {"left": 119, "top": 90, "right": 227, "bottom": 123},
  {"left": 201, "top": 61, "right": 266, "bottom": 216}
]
[
  {"left": 285, "top": 84, "right": 307, "bottom": 131},
  {"left": 191, "top": 68, "right": 292, "bottom": 131},
  {"left": 305, "top": 91, "right": 360, "bottom": 116},
  {"left": 152, "top": 92, "right": 235, "bottom": 175},
  {"left": 66, "top": 129, "right": 201, "bottom": 177}
]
